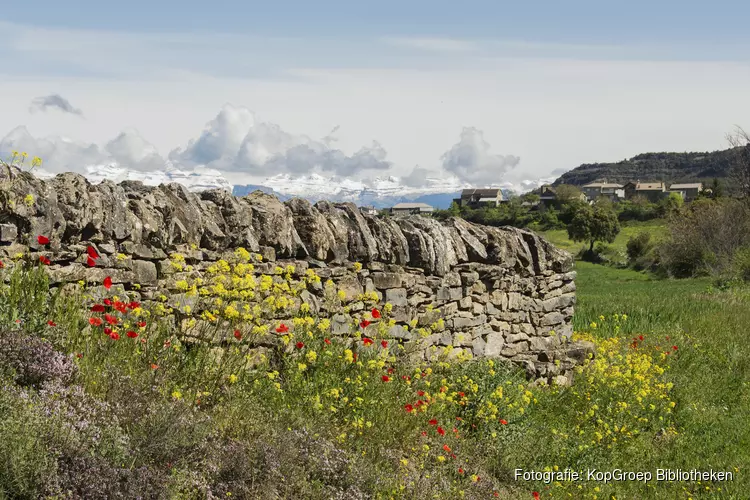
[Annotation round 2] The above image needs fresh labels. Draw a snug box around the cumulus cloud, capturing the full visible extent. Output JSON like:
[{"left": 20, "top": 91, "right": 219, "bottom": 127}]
[
  {"left": 105, "top": 129, "right": 166, "bottom": 171},
  {"left": 0, "top": 126, "right": 108, "bottom": 173},
  {"left": 400, "top": 166, "right": 438, "bottom": 188},
  {"left": 170, "top": 104, "right": 391, "bottom": 177},
  {"left": 29, "top": 94, "right": 84, "bottom": 116},
  {"left": 440, "top": 127, "right": 520, "bottom": 185}
]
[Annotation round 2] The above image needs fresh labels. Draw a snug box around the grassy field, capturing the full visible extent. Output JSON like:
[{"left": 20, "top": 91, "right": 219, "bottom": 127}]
[
  {"left": 568, "top": 262, "right": 749, "bottom": 499},
  {"left": 0, "top": 254, "right": 748, "bottom": 499},
  {"left": 540, "top": 220, "right": 667, "bottom": 264}
]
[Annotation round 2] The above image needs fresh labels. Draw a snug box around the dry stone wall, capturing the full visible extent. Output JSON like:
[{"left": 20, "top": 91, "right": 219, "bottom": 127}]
[{"left": 0, "top": 168, "right": 592, "bottom": 384}]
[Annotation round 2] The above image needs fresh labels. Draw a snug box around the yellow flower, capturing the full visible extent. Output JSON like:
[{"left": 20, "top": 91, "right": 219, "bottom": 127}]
[
  {"left": 228, "top": 374, "right": 238, "bottom": 384},
  {"left": 298, "top": 363, "right": 307, "bottom": 372},
  {"left": 436, "top": 455, "right": 446, "bottom": 463},
  {"left": 306, "top": 350, "right": 318, "bottom": 363},
  {"left": 23, "top": 194, "right": 34, "bottom": 206},
  {"left": 344, "top": 349, "right": 354, "bottom": 363},
  {"left": 172, "top": 390, "right": 182, "bottom": 400}
]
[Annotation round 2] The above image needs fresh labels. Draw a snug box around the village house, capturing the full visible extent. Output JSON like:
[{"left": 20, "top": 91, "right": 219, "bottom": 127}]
[
  {"left": 389, "top": 202, "right": 434, "bottom": 216},
  {"left": 359, "top": 205, "right": 379, "bottom": 216},
  {"left": 538, "top": 185, "right": 558, "bottom": 207},
  {"left": 623, "top": 181, "right": 667, "bottom": 203},
  {"left": 581, "top": 181, "right": 625, "bottom": 202},
  {"left": 668, "top": 183, "right": 703, "bottom": 202},
  {"left": 455, "top": 188, "right": 504, "bottom": 208}
]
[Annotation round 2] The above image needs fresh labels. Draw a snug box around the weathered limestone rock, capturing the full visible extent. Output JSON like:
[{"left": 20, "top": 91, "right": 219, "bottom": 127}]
[{"left": 0, "top": 166, "right": 587, "bottom": 384}]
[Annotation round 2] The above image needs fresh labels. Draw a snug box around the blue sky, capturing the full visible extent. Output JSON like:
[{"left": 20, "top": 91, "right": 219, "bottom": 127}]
[
  {"left": 4, "top": 0, "right": 749, "bottom": 44},
  {"left": 1, "top": 2, "right": 749, "bottom": 192}
]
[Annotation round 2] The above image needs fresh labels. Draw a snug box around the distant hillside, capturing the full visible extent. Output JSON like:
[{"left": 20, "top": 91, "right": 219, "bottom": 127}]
[{"left": 553, "top": 148, "right": 737, "bottom": 186}]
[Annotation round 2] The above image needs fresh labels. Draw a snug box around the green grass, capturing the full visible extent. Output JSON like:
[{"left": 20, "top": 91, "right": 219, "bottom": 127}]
[
  {"left": 567, "top": 262, "right": 750, "bottom": 499},
  {"left": 1, "top": 259, "right": 748, "bottom": 499},
  {"left": 540, "top": 220, "right": 667, "bottom": 261}
]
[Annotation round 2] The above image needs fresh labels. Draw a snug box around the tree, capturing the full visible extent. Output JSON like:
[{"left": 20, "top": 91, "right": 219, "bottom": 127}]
[
  {"left": 567, "top": 203, "right": 621, "bottom": 252},
  {"left": 710, "top": 177, "right": 725, "bottom": 199},
  {"left": 726, "top": 126, "right": 750, "bottom": 199},
  {"left": 658, "top": 192, "right": 684, "bottom": 217},
  {"left": 554, "top": 184, "right": 584, "bottom": 206}
]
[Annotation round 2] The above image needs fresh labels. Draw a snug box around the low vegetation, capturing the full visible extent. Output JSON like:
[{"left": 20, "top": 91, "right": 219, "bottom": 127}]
[{"left": 0, "top": 251, "right": 747, "bottom": 498}]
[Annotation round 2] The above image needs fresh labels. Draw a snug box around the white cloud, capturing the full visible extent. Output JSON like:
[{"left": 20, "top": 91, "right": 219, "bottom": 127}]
[
  {"left": 105, "top": 129, "right": 165, "bottom": 171},
  {"left": 440, "top": 127, "right": 520, "bottom": 185},
  {"left": 170, "top": 104, "right": 392, "bottom": 177},
  {"left": 400, "top": 166, "right": 441, "bottom": 188}
]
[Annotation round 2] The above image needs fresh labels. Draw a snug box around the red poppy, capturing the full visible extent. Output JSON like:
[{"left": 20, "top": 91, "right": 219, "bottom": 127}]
[
  {"left": 451, "top": 453, "right": 457, "bottom": 459},
  {"left": 86, "top": 256, "right": 96, "bottom": 267},
  {"left": 127, "top": 331, "right": 138, "bottom": 338},
  {"left": 381, "top": 340, "right": 388, "bottom": 348},
  {"left": 437, "top": 426, "right": 446, "bottom": 436},
  {"left": 128, "top": 301, "right": 141, "bottom": 309},
  {"left": 114, "top": 302, "right": 127, "bottom": 313},
  {"left": 47, "top": 320, "right": 56, "bottom": 327},
  {"left": 137, "top": 321, "right": 147, "bottom": 328},
  {"left": 89, "top": 317, "right": 103, "bottom": 326},
  {"left": 151, "top": 363, "right": 159, "bottom": 370},
  {"left": 458, "top": 468, "right": 464, "bottom": 474},
  {"left": 493, "top": 493, "right": 499, "bottom": 498},
  {"left": 371, "top": 308, "right": 381, "bottom": 319},
  {"left": 360, "top": 319, "right": 371, "bottom": 329},
  {"left": 416, "top": 400, "right": 424, "bottom": 407},
  {"left": 37, "top": 235, "right": 50, "bottom": 245},
  {"left": 458, "top": 392, "right": 465, "bottom": 398},
  {"left": 443, "top": 444, "right": 451, "bottom": 452},
  {"left": 39, "top": 256, "right": 51, "bottom": 265},
  {"left": 104, "top": 327, "right": 112, "bottom": 335},
  {"left": 500, "top": 419, "right": 508, "bottom": 425},
  {"left": 104, "top": 298, "right": 112, "bottom": 306},
  {"left": 104, "top": 314, "right": 118, "bottom": 325},
  {"left": 109, "top": 332, "right": 120, "bottom": 340},
  {"left": 0, "top": 260, "right": 4, "bottom": 268},
  {"left": 86, "top": 245, "right": 99, "bottom": 259},
  {"left": 324, "top": 338, "right": 331, "bottom": 345},
  {"left": 672, "top": 345, "right": 678, "bottom": 351},
  {"left": 103, "top": 276, "right": 112, "bottom": 289},
  {"left": 387, "top": 367, "right": 394, "bottom": 374},
  {"left": 276, "top": 323, "right": 289, "bottom": 334},
  {"left": 362, "top": 337, "right": 373, "bottom": 346},
  {"left": 233, "top": 329, "right": 242, "bottom": 340},
  {"left": 429, "top": 419, "right": 438, "bottom": 426},
  {"left": 381, "top": 375, "right": 391, "bottom": 382},
  {"left": 421, "top": 431, "right": 427, "bottom": 437},
  {"left": 91, "top": 304, "right": 105, "bottom": 312},
  {"left": 353, "top": 352, "right": 358, "bottom": 362},
  {"left": 638, "top": 335, "right": 644, "bottom": 341},
  {"left": 296, "top": 341, "right": 304, "bottom": 349},
  {"left": 533, "top": 492, "right": 540, "bottom": 500},
  {"left": 404, "top": 404, "right": 414, "bottom": 412},
  {"left": 76, "top": 353, "right": 83, "bottom": 359},
  {"left": 417, "top": 390, "right": 425, "bottom": 397}
]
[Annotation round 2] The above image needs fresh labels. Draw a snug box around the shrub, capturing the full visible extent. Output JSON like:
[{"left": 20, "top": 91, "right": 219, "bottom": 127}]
[{"left": 659, "top": 198, "right": 750, "bottom": 277}]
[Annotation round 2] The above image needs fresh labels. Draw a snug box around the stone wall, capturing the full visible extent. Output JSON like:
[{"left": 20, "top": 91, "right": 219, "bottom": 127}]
[{"left": 0, "top": 168, "right": 591, "bottom": 384}]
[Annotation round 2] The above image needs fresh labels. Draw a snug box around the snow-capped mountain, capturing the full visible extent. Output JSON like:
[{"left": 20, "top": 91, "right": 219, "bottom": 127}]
[
  {"left": 232, "top": 173, "right": 552, "bottom": 209},
  {"left": 34, "top": 163, "right": 234, "bottom": 193},
  {"left": 32, "top": 164, "right": 552, "bottom": 208}
]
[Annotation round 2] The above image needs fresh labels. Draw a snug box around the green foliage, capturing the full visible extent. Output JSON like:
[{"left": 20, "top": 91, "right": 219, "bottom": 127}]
[
  {"left": 1, "top": 255, "right": 749, "bottom": 497},
  {"left": 566, "top": 202, "right": 621, "bottom": 252},
  {"left": 659, "top": 197, "right": 750, "bottom": 278}
]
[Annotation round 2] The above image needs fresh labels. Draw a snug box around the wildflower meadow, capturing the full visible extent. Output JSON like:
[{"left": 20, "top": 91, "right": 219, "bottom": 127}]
[{"left": 0, "top": 238, "right": 745, "bottom": 499}]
